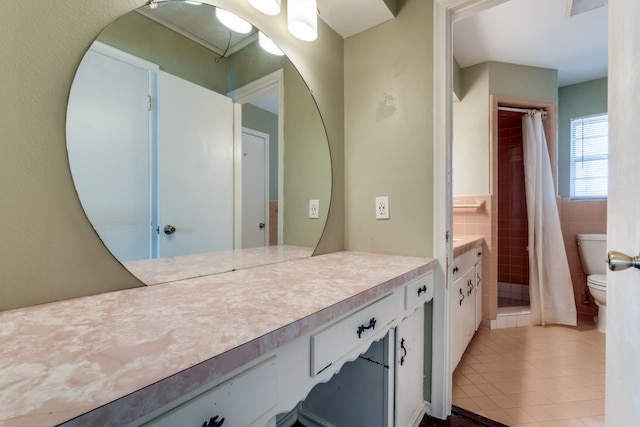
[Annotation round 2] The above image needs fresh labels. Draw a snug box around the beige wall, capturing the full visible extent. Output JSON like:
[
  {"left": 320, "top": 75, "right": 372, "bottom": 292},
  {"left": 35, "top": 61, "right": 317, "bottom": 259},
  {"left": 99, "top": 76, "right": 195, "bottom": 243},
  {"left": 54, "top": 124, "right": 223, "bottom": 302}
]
[
  {"left": 344, "top": 0, "right": 434, "bottom": 258},
  {"left": 0, "top": 0, "right": 344, "bottom": 311},
  {"left": 453, "top": 61, "right": 557, "bottom": 196}
]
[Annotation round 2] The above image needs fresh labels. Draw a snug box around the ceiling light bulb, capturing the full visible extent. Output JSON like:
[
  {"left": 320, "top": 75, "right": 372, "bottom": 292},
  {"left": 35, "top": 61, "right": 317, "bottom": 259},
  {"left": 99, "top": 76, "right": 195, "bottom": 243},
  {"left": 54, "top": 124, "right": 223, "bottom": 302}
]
[
  {"left": 249, "top": 0, "right": 281, "bottom": 16},
  {"left": 215, "top": 8, "right": 252, "bottom": 34},
  {"left": 259, "top": 32, "right": 284, "bottom": 56},
  {"left": 288, "top": 0, "right": 317, "bottom": 41}
]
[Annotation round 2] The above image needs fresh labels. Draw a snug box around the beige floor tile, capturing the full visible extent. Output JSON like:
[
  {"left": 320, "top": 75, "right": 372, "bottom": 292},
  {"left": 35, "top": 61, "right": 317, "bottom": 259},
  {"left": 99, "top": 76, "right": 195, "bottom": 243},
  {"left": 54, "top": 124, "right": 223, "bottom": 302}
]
[
  {"left": 577, "top": 416, "right": 605, "bottom": 427},
  {"left": 463, "top": 372, "right": 489, "bottom": 385},
  {"left": 459, "top": 384, "right": 485, "bottom": 398},
  {"left": 470, "top": 395, "right": 502, "bottom": 412},
  {"left": 475, "top": 381, "right": 502, "bottom": 396},
  {"left": 507, "top": 391, "right": 553, "bottom": 407},
  {"left": 453, "top": 317, "right": 604, "bottom": 426}
]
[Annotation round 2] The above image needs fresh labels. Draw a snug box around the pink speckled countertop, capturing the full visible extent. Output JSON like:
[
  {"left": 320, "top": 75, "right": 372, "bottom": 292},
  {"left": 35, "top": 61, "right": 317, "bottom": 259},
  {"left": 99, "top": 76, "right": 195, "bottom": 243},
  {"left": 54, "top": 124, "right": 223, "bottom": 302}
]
[
  {"left": 0, "top": 251, "right": 436, "bottom": 427},
  {"left": 453, "top": 236, "right": 484, "bottom": 257}
]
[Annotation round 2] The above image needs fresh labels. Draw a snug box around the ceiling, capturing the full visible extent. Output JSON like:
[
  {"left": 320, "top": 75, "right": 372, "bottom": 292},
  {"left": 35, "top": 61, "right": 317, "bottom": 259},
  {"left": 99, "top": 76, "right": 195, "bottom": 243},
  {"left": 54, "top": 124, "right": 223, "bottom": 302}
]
[
  {"left": 452, "top": 0, "right": 608, "bottom": 87},
  {"left": 140, "top": 0, "right": 607, "bottom": 90},
  {"left": 318, "top": 0, "right": 608, "bottom": 88}
]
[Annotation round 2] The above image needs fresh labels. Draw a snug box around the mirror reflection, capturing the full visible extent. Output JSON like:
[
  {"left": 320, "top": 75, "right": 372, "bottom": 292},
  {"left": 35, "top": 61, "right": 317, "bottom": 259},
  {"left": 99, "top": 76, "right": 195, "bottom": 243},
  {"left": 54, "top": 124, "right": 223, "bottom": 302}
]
[{"left": 66, "top": 0, "right": 331, "bottom": 284}]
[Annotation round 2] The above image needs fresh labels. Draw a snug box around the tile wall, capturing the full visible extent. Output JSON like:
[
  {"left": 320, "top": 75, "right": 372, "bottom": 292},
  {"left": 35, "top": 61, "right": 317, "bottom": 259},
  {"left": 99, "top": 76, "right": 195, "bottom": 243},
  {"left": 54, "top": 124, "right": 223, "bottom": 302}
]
[
  {"left": 453, "top": 194, "right": 497, "bottom": 325},
  {"left": 497, "top": 118, "right": 529, "bottom": 290},
  {"left": 559, "top": 198, "right": 607, "bottom": 317}
]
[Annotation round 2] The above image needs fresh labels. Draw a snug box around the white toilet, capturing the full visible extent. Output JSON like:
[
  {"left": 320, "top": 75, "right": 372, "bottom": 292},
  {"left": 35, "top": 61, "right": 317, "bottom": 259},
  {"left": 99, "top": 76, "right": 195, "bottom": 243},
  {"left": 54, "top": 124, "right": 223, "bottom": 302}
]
[{"left": 576, "top": 233, "right": 607, "bottom": 332}]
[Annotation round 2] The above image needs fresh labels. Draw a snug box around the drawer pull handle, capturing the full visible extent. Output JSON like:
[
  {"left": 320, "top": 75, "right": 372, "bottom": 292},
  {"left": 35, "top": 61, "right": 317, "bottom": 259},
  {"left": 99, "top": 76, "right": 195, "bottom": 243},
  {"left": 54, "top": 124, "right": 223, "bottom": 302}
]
[
  {"left": 357, "top": 318, "right": 377, "bottom": 338},
  {"left": 417, "top": 285, "right": 428, "bottom": 296},
  {"left": 203, "top": 416, "right": 225, "bottom": 427},
  {"left": 467, "top": 279, "right": 474, "bottom": 296},
  {"left": 459, "top": 288, "right": 465, "bottom": 305},
  {"left": 400, "top": 338, "right": 407, "bottom": 366},
  {"left": 453, "top": 266, "right": 459, "bottom": 274}
]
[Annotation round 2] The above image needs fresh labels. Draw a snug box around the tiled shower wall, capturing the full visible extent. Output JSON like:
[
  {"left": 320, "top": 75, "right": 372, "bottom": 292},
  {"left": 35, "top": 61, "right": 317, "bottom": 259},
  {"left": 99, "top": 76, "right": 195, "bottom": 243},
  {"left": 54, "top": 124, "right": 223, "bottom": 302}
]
[{"left": 497, "top": 119, "right": 529, "bottom": 289}]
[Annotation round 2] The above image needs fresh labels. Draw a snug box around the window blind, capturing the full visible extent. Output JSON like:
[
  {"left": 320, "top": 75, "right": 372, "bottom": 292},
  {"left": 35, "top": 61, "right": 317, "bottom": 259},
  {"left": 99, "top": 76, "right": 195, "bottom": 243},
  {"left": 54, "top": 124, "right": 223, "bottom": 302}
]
[{"left": 570, "top": 113, "right": 608, "bottom": 199}]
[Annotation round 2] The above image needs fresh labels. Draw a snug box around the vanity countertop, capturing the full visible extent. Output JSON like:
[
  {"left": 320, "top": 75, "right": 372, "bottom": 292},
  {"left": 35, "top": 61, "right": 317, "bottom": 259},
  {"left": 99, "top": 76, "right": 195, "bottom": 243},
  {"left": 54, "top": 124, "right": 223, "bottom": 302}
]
[
  {"left": 0, "top": 251, "right": 436, "bottom": 427},
  {"left": 453, "top": 235, "right": 484, "bottom": 257}
]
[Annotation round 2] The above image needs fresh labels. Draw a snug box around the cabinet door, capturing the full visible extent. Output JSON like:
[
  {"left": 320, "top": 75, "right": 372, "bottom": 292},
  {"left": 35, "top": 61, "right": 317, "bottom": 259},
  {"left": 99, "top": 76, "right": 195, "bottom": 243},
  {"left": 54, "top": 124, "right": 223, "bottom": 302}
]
[
  {"left": 395, "top": 306, "right": 425, "bottom": 427},
  {"left": 450, "top": 268, "right": 475, "bottom": 372},
  {"left": 450, "top": 276, "right": 463, "bottom": 372},
  {"left": 475, "top": 260, "right": 483, "bottom": 331}
]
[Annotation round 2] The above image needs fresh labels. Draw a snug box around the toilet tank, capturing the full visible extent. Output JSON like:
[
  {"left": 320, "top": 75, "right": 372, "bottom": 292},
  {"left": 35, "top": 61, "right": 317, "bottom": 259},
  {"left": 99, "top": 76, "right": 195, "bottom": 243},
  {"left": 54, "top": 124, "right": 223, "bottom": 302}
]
[{"left": 576, "top": 233, "right": 607, "bottom": 275}]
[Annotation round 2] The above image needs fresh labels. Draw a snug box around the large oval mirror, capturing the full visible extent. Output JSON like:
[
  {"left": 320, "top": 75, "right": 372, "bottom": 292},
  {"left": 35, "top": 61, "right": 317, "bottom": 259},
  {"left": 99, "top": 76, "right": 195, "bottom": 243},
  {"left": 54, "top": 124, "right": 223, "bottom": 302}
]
[{"left": 66, "top": 0, "right": 331, "bottom": 285}]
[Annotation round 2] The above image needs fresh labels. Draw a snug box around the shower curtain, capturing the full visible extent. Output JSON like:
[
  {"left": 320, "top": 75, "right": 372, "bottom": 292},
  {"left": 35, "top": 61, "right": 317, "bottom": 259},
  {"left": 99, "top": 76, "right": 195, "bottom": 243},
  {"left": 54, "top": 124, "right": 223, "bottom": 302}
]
[{"left": 522, "top": 111, "right": 577, "bottom": 326}]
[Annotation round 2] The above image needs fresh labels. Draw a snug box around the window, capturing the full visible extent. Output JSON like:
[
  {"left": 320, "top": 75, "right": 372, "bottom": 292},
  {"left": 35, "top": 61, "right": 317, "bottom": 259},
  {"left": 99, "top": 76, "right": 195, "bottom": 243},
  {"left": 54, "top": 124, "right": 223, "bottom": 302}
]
[{"left": 570, "top": 113, "right": 608, "bottom": 199}]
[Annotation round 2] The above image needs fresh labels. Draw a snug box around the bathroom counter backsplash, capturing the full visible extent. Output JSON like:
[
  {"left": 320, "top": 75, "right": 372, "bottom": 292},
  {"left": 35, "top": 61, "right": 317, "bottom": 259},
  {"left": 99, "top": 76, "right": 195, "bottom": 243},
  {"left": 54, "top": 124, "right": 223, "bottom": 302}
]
[
  {"left": 0, "top": 251, "right": 436, "bottom": 427},
  {"left": 453, "top": 235, "right": 484, "bottom": 257}
]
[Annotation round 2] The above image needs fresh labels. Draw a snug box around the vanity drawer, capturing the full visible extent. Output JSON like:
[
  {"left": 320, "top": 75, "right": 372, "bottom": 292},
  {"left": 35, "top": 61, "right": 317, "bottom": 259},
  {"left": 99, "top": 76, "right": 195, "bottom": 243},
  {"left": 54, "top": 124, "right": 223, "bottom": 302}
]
[
  {"left": 452, "top": 250, "right": 474, "bottom": 278},
  {"left": 405, "top": 272, "right": 434, "bottom": 310},
  {"left": 145, "top": 357, "right": 278, "bottom": 427},
  {"left": 310, "top": 292, "right": 399, "bottom": 376}
]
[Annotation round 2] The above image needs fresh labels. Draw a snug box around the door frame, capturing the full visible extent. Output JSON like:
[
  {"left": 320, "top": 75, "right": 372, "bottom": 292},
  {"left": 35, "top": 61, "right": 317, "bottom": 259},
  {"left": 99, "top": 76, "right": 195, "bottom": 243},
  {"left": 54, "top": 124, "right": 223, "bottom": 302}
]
[
  {"left": 432, "top": 0, "right": 510, "bottom": 419},
  {"left": 228, "top": 69, "right": 284, "bottom": 248}
]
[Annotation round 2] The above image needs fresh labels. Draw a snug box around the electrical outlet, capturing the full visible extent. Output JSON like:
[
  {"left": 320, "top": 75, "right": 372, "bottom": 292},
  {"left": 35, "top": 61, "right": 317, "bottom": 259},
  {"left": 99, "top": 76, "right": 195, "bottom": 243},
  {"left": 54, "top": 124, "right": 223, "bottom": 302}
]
[
  {"left": 309, "top": 199, "right": 319, "bottom": 219},
  {"left": 376, "top": 196, "right": 389, "bottom": 219}
]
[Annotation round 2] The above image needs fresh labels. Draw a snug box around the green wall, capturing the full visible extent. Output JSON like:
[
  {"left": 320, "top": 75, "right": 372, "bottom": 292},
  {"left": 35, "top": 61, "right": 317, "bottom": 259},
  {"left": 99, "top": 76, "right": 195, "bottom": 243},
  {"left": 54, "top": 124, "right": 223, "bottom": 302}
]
[
  {"left": 0, "top": 0, "right": 344, "bottom": 311},
  {"left": 98, "top": 12, "right": 228, "bottom": 93},
  {"left": 557, "top": 78, "right": 608, "bottom": 197},
  {"left": 453, "top": 61, "right": 557, "bottom": 195},
  {"left": 344, "top": 0, "right": 434, "bottom": 258}
]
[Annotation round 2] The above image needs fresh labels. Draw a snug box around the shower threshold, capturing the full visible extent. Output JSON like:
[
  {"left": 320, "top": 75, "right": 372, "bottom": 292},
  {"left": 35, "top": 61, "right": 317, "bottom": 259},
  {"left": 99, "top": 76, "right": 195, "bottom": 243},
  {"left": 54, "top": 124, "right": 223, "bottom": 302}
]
[{"left": 493, "top": 305, "right": 531, "bottom": 329}]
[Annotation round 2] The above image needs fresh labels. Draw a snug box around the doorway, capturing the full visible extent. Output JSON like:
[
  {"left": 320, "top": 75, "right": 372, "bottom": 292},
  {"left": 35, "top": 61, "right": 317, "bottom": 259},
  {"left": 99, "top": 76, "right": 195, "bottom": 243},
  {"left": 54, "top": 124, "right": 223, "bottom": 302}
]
[
  {"left": 496, "top": 108, "right": 530, "bottom": 309},
  {"left": 490, "top": 95, "right": 558, "bottom": 323}
]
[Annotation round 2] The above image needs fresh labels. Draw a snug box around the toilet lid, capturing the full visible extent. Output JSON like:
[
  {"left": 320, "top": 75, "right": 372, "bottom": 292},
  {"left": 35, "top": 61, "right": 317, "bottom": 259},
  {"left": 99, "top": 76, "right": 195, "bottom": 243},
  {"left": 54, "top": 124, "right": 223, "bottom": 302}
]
[{"left": 588, "top": 274, "right": 607, "bottom": 287}]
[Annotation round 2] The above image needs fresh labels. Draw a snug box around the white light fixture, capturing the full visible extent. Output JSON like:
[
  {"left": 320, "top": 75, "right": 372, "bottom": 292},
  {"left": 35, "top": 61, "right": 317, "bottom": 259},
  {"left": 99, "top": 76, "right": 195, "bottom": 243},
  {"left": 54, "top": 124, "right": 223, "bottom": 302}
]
[
  {"left": 259, "top": 32, "right": 285, "bottom": 56},
  {"left": 215, "top": 8, "right": 253, "bottom": 34},
  {"left": 287, "top": 0, "right": 317, "bottom": 41},
  {"left": 249, "top": 0, "right": 281, "bottom": 16}
]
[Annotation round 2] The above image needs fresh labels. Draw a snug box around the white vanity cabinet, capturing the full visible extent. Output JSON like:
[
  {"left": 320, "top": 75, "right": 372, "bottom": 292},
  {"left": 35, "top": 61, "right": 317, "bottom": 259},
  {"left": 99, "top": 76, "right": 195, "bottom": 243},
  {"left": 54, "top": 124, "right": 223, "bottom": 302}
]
[
  {"left": 143, "top": 357, "right": 279, "bottom": 427},
  {"left": 301, "top": 272, "right": 433, "bottom": 427},
  {"left": 138, "top": 271, "right": 435, "bottom": 427},
  {"left": 450, "top": 246, "right": 481, "bottom": 372}
]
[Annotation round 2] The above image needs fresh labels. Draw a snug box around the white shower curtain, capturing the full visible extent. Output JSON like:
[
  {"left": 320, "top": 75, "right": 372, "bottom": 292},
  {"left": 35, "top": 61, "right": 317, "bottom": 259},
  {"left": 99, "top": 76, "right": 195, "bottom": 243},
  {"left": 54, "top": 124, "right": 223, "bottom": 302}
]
[{"left": 522, "top": 111, "right": 577, "bottom": 326}]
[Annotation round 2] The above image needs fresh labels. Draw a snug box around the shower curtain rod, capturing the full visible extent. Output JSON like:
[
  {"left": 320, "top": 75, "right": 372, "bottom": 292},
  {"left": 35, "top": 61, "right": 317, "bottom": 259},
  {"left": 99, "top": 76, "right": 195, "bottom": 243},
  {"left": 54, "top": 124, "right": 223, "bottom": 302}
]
[{"left": 498, "top": 106, "right": 547, "bottom": 115}]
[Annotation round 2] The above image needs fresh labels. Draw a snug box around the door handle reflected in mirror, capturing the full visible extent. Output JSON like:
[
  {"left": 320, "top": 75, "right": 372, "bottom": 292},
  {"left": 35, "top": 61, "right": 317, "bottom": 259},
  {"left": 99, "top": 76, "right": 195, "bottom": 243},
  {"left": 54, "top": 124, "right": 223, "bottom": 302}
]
[
  {"left": 163, "top": 224, "right": 176, "bottom": 235},
  {"left": 607, "top": 250, "right": 640, "bottom": 271}
]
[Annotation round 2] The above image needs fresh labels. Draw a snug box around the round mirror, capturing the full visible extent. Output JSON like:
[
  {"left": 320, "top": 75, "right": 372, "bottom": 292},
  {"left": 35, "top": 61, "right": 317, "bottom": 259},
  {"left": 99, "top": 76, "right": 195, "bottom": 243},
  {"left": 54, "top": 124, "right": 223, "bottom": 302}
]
[{"left": 66, "top": 0, "right": 331, "bottom": 285}]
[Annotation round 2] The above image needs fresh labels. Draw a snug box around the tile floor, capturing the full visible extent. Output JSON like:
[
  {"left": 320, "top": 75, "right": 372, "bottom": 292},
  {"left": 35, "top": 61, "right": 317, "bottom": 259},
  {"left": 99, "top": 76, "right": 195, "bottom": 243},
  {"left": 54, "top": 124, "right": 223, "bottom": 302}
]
[{"left": 452, "top": 314, "right": 606, "bottom": 426}]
